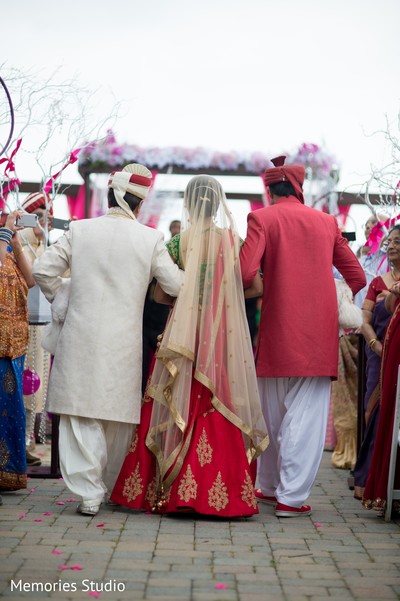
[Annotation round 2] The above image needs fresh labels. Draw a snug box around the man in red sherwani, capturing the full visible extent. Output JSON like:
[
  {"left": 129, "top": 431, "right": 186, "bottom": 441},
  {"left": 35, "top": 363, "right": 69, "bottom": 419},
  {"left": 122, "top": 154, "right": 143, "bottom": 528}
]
[{"left": 240, "top": 156, "right": 366, "bottom": 517}]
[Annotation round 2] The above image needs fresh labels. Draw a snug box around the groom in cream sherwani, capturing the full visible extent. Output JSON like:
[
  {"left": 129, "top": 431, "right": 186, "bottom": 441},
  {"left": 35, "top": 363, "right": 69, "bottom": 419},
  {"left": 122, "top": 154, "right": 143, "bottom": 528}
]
[{"left": 33, "top": 164, "right": 184, "bottom": 516}]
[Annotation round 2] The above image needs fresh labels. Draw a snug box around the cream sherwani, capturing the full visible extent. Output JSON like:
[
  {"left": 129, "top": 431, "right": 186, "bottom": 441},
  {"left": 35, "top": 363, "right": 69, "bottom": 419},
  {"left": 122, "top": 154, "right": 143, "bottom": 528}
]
[
  {"left": 33, "top": 214, "right": 183, "bottom": 423},
  {"left": 32, "top": 212, "right": 184, "bottom": 503}
]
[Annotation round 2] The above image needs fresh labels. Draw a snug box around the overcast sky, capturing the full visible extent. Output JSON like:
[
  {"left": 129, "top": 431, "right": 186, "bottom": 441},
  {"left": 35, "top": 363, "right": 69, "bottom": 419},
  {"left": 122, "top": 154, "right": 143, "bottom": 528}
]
[{"left": 2, "top": 0, "right": 400, "bottom": 191}]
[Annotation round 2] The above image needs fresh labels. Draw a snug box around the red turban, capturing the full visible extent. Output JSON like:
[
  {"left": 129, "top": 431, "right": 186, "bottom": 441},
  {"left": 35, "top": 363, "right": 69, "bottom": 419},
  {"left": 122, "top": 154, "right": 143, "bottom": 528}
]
[
  {"left": 264, "top": 155, "right": 305, "bottom": 203},
  {"left": 22, "top": 191, "right": 53, "bottom": 214}
]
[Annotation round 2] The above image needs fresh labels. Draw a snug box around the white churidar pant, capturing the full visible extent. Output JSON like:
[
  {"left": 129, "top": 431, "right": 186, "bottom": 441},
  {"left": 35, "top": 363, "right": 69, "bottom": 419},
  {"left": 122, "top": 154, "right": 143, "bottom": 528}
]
[
  {"left": 59, "top": 415, "right": 135, "bottom": 504},
  {"left": 257, "top": 376, "right": 331, "bottom": 507}
]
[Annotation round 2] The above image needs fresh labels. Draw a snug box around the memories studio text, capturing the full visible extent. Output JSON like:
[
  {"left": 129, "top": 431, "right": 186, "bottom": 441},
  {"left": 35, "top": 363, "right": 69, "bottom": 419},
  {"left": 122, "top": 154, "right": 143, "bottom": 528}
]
[{"left": 10, "top": 579, "right": 126, "bottom": 593}]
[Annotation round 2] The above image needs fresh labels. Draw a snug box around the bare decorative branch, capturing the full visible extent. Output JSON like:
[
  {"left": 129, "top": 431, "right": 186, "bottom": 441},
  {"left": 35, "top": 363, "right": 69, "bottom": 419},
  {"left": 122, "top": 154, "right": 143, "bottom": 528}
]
[{"left": 0, "top": 64, "right": 123, "bottom": 212}]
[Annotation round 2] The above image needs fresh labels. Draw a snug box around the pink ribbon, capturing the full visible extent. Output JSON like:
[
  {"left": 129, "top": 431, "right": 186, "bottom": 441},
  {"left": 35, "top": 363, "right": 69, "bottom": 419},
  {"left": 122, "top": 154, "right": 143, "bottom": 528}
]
[
  {"left": 366, "top": 213, "right": 400, "bottom": 254},
  {"left": 365, "top": 222, "right": 385, "bottom": 254},
  {"left": 44, "top": 148, "right": 81, "bottom": 193},
  {"left": 0, "top": 138, "right": 22, "bottom": 175},
  {"left": 0, "top": 138, "right": 22, "bottom": 200},
  {"left": 2, "top": 178, "right": 21, "bottom": 197}
]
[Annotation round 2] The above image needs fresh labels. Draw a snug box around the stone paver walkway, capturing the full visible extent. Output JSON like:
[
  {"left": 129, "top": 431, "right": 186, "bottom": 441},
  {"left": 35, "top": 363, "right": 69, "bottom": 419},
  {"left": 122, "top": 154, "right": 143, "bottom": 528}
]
[{"left": 1, "top": 452, "right": 399, "bottom": 601}]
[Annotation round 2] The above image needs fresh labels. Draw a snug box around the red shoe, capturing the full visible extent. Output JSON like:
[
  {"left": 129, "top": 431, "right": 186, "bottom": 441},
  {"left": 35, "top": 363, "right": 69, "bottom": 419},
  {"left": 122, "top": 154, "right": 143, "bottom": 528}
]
[
  {"left": 275, "top": 502, "right": 312, "bottom": 517},
  {"left": 254, "top": 489, "right": 277, "bottom": 506}
]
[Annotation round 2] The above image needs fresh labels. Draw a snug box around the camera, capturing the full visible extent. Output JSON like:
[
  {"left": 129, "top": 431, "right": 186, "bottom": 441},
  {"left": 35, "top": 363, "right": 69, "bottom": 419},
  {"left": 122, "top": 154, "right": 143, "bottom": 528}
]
[
  {"left": 51, "top": 218, "right": 70, "bottom": 231},
  {"left": 341, "top": 232, "right": 356, "bottom": 242},
  {"left": 16, "top": 214, "right": 39, "bottom": 228}
]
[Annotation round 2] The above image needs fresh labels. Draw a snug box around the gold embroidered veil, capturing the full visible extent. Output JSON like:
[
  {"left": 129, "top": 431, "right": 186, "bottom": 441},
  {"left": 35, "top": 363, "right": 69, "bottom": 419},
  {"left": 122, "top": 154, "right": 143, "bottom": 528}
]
[{"left": 147, "top": 175, "right": 269, "bottom": 490}]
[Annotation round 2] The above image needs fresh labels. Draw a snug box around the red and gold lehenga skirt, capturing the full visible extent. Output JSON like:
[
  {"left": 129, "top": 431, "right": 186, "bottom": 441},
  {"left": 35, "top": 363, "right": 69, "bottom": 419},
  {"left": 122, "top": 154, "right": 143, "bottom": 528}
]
[{"left": 111, "top": 377, "right": 258, "bottom": 517}]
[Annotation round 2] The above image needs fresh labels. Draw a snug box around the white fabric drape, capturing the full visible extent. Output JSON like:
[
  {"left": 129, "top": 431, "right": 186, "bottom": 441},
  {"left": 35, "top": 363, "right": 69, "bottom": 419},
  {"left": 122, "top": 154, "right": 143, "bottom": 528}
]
[
  {"left": 59, "top": 415, "right": 134, "bottom": 503},
  {"left": 256, "top": 376, "right": 331, "bottom": 506}
]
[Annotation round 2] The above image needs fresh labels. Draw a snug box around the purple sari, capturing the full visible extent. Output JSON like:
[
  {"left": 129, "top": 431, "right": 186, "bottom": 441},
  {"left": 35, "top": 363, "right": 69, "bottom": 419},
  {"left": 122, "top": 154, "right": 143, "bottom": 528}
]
[{"left": 353, "top": 299, "right": 391, "bottom": 497}]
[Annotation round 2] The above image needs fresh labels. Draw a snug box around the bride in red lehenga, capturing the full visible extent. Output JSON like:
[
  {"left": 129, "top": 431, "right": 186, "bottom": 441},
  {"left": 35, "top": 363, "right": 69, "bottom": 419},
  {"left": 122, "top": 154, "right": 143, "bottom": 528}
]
[{"left": 111, "top": 175, "right": 269, "bottom": 517}]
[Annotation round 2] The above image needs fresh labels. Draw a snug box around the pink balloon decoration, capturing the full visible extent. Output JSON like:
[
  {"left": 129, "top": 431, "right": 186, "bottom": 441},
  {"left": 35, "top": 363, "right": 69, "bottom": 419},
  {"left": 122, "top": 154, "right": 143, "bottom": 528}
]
[{"left": 22, "top": 369, "right": 40, "bottom": 395}]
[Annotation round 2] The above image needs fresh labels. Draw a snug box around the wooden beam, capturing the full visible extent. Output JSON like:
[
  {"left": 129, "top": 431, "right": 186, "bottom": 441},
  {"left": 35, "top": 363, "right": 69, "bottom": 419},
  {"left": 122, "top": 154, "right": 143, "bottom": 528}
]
[
  {"left": 18, "top": 181, "right": 81, "bottom": 196},
  {"left": 16, "top": 179, "right": 383, "bottom": 207},
  {"left": 337, "top": 192, "right": 383, "bottom": 206}
]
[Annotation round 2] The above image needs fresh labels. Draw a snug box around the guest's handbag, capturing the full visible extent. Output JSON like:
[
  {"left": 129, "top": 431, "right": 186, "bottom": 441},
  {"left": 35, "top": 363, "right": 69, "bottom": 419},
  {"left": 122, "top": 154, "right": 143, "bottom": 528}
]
[
  {"left": 335, "top": 278, "right": 362, "bottom": 335},
  {"left": 244, "top": 271, "right": 263, "bottom": 299}
]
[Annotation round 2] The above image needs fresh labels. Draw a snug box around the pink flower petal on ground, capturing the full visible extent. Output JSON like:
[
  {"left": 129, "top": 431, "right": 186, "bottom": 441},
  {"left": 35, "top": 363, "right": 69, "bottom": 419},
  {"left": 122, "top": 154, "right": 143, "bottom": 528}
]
[
  {"left": 66, "top": 498, "right": 77, "bottom": 502},
  {"left": 96, "top": 523, "right": 105, "bottom": 528},
  {"left": 58, "top": 477, "right": 64, "bottom": 480},
  {"left": 43, "top": 512, "right": 53, "bottom": 516},
  {"left": 29, "top": 488, "right": 36, "bottom": 493},
  {"left": 36, "top": 452, "right": 44, "bottom": 456},
  {"left": 70, "top": 565, "right": 83, "bottom": 570},
  {"left": 52, "top": 549, "right": 64, "bottom": 555},
  {"left": 215, "top": 583, "right": 229, "bottom": 589},
  {"left": 19, "top": 513, "right": 28, "bottom": 518},
  {"left": 33, "top": 519, "right": 43, "bottom": 522},
  {"left": 55, "top": 501, "right": 65, "bottom": 505},
  {"left": 58, "top": 565, "right": 70, "bottom": 570},
  {"left": 88, "top": 593, "right": 101, "bottom": 598},
  {"left": 314, "top": 523, "right": 322, "bottom": 527}
]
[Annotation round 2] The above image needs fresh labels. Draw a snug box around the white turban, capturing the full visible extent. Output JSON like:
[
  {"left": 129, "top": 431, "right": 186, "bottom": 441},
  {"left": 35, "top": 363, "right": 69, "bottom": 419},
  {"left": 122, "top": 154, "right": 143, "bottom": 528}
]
[{"left": 108, "top": 163, "right": 152, "bottom": 219}]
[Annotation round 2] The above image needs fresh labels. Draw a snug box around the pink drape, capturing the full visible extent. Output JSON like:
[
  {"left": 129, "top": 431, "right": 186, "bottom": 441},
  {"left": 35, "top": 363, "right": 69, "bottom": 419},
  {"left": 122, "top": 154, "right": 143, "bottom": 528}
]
[
  {"left": 336, "top": 205, "right": 351, "bottom": 229},
  {"left": 66, "top": 184, "right": 86, "bottom": 220}
]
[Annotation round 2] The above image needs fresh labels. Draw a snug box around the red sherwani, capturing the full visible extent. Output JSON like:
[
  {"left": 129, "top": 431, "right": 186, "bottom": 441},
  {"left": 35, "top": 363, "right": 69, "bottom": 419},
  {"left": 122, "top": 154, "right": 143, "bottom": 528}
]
[{"left": 240, "top": 197, "right": 366, "bottom": 379}]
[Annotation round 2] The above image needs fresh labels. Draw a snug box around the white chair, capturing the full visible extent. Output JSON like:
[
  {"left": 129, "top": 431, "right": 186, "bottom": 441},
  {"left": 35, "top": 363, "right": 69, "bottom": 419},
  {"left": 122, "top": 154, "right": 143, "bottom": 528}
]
[{"left": 385, "top": 365, "right": 400, "bottom": 522}]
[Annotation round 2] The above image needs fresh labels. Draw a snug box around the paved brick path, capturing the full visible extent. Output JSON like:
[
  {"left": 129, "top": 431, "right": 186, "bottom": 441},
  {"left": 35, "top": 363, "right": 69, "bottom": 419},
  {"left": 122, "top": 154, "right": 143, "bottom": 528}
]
[{"left": 1, "top": 452, "right": 399, "bottom": 601}]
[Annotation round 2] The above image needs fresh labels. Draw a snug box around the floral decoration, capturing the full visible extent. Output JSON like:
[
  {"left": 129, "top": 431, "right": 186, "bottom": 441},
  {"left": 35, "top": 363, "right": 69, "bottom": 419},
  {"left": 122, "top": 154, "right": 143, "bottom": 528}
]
[
  {"left": 286, "top": 142, "right": 338, "bottom": 180},
  {"left": 79, "top": 131, "right": 337, "bottom": 180}
]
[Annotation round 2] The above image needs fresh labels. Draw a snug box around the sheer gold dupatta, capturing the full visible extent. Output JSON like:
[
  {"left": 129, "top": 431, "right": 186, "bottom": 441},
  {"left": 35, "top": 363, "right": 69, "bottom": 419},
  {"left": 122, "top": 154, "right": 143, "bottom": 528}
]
[{"left": 146, "top": 175, "right": 269, "bottom": 491}]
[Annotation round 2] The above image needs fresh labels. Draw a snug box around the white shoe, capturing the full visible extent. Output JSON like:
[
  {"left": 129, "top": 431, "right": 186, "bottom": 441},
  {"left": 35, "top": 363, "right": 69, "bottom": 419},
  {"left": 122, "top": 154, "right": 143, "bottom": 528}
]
[{"left": 77, "top": 501, "right": 101, "bottom": 516}]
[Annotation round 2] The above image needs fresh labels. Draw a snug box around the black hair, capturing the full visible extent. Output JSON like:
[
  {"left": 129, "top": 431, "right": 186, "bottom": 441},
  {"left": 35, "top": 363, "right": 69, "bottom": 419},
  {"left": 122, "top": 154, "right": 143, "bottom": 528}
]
[
  {"left": 185, "top": 176, "right": 221, "bottom": 219},
  {"left": 107, "top": 188, "right": 142, "bottom": 212},
  {"left": 389, "top": 224, "right": 400, "bottom": 234},
  {"left": 268, "top": 181, "right": 296, "bottom": 198}
]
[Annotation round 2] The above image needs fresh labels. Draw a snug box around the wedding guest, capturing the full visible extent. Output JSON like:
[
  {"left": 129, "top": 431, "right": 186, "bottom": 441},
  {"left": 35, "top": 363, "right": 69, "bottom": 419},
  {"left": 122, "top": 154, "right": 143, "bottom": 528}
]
[
  {"left": 354, "top": 213, "right": 389, "bottom": 308},
  {"left": 0, "top": 210, "right": 36, "bottom": 503},
  {"left": 20, "top": 192, "right": 53, "bottom": 467},
  {"left": 32, "top": 164, "right": 184, "bottom": 516},
  {"left": 362, "top": 275, "right": 400, "bottom": 517},
  {"left": 354, "top": 224, "right": 400, "bottom": 500},
  {"left": 168, "top": 219, "right": 181, "bottom": 239}
]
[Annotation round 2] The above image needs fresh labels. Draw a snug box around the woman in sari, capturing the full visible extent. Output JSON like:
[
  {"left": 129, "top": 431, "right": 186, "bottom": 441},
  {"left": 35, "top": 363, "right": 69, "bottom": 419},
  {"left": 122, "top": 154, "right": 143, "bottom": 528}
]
[
  {"left": 362, "top": 233, "right": 400, "bottom": 516},
  {"left": 112, "top": 175, "right": 269, "bottom": 517},
  {"left": 0, "top": 210, "right": 36, "bottom": 503},
  {"left": 353, "top": 225, "right": 400, "bottom": 500}
]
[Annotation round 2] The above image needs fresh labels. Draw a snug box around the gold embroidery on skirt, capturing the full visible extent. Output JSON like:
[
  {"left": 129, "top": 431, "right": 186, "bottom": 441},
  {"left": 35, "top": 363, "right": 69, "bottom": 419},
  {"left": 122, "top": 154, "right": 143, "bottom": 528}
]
[
  {"left": 145, "top": 477, "right": 157, "bottom": 507},
  {"left": 208, "top": 471, "right": 229, "bottom": 511},
  {"left": 0, "top": 470, "right": 27, "bottom": 490},
  {"left": 122, "top": 463, "right": 143, "bottom": 502},
  {"left": 128, "top": 432, "right": 139, "bottom": 454},
  {"left": 196, "top": 428, "right": 213, "bottom": 467},
  {"left": 3, "top": 367, "right": 16, "bottom": 395},
  {"left": 177, "top": 464, "right": 198, "bottom": 502},
  {"left": 241, "top": 470, "right": 257, "bottom": 508},
  {"left": 0, "top": 439, "right": 11, "bottom": 468}
]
